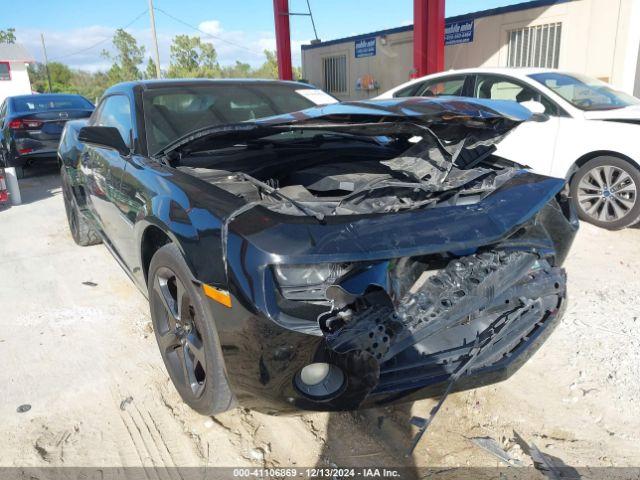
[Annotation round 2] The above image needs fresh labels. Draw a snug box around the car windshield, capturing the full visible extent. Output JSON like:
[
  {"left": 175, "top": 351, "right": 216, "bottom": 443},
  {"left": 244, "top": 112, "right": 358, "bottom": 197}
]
[
  {"left": 12, "top": 95, "right": 94, "bottom": 113},
  {"left": 529, "top": 72, "right": 640, "bottom": 111},
  {"left": 143, "top": 83, "right": 323, "bottom": 155}
]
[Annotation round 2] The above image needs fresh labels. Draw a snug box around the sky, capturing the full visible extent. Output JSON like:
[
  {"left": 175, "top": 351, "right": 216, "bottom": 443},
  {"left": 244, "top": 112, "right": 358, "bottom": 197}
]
[{"left": 2, "top": 0, "right": 532, "bottom": 71}]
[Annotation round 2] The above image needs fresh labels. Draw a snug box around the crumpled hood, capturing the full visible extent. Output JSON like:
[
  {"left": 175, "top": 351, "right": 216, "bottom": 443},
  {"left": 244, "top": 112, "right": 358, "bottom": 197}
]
[
  {"left": 227, "top": 171, "right": 564, "bottom": 265},
  {"left": 157, "top": 97, "right": 534, "bottom": 157}
]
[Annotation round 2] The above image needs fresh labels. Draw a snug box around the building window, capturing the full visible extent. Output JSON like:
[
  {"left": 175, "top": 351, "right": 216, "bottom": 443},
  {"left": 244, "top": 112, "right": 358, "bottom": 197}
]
[
  {"left": 0, "top": 62, "right": 10, "bottom": 81},
  {"left": 507, "top": 23, "right": 562, "bottom": 68},
  {"left": 322, "top": 55, "right": 347, "bottom": 94}
]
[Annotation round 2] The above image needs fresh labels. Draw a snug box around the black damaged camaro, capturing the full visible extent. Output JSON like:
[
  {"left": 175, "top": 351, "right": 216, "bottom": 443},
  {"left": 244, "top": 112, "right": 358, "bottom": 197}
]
[{"left": 58, "top": 79, "right": 578, "bottom": 416}]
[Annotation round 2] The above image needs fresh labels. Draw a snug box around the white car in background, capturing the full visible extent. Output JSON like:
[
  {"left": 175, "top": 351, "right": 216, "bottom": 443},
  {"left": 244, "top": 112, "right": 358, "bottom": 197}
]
[{"left": 377, "top": 68, "right": 640, "bottom": 229}]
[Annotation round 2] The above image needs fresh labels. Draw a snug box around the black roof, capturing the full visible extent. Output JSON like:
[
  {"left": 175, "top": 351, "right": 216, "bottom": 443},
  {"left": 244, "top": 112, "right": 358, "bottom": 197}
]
[
  {"left": 9, "top": 93, "right": 88, "bottom": 100},
  {"left": 105, "top": 78, "right": 315, "bottom": 96}
]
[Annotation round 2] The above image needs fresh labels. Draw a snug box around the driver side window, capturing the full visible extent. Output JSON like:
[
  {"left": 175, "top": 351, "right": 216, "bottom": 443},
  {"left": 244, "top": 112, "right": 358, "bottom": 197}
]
[{"left": 93, "top": 95, "right": 132, "bottom": 147}]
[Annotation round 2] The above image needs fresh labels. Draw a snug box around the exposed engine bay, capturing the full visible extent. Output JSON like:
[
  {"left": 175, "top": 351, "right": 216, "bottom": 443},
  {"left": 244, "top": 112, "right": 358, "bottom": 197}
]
[
  {"left": 176, "top": 126, "right": 518, "bottom": 217},
  {"left": 166, "top": 96, "right": 534, "bottom": 219}
]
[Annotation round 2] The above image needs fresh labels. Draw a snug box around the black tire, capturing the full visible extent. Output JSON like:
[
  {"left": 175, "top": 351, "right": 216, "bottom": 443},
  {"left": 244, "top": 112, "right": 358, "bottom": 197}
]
[
  {"left": 14, "top": 166, "right": 24, "bottom": 180},
  {"left": 570, "top": 156, "right": 640, "bottom": 230},
  {"left": 61, "top": 167, "right": 101, "bottom": 246},
  {"left": 148, "top": 243, "right": 234, "bottom": 415}
]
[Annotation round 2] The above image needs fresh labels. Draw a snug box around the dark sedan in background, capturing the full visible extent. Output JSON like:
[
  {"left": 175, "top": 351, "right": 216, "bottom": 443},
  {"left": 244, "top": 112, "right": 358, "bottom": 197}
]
[
  {"left": 0, "top": 93, "right": 94, "bottom": 178},
  {"left": 58, "top": 79, "right": 577, "bottom": 416}
]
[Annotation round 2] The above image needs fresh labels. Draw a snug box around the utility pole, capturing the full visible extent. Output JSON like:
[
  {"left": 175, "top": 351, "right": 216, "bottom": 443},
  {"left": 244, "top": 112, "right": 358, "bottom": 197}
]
[
  {"left": 40, "top": 33, "right": 52, "bottom": 93},
  {"left": 148, "top": 0, "right": 162, "bottom": 78}
]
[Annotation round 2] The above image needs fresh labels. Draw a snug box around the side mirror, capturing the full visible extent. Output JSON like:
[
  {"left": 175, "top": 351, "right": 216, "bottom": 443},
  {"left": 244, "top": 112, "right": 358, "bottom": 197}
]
[
  {"left": 78, "top": 126, "right": 129, "bottom": 156},
  {"left": 519, "top": 100, "right": 546, "bottom": 115}
]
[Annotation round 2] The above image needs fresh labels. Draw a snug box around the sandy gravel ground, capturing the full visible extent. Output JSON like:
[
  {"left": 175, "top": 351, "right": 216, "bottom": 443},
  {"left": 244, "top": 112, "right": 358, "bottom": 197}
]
[{"left": 1, "top": 167, "right": 639, "bottom": 471}]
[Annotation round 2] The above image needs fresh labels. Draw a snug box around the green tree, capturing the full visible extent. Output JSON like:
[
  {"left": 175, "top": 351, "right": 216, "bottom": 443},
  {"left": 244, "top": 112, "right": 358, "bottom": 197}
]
[
  {"left": 101, "top": 28, "right": 145, "bottom": 83},
  {"left": 221, "top": 60, "right": 252, "bottom": 78},
  {"left": 70, "top": 70, "right": 111, "bottom": 103},
  {"left": 28, "top": 62, "right": 74, "bottom": 93},
  {"left": 219, "top": 50, "right": 301, "bottom": 80},
  {"left": 253, "top": 50, "right": 279, "bottom": 79},
  {"left": 167, "top": 35, "right": 220, "bottom": 78},
  {"left": 145, "top": 57, "right": 159, "bottom": 79},
  {"left": 27, "top": 63, "right": 48, "bottom": 92},
  {"left": 0, "top": 28, "right": 16, "bottom": 44}
]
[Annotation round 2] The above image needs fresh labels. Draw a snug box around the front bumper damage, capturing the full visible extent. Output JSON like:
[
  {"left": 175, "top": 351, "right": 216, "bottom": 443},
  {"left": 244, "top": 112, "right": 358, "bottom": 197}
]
[
  {"left": 211, "top": 184, "right": 577, "bottom": 414},
  {"left": 320, "top": 250, "right": 565, "bottom": 407}
]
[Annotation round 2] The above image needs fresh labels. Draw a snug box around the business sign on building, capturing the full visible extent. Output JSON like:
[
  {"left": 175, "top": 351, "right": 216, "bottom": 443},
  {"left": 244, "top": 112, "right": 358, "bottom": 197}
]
[
  {"left": 355, "top": 37, "right": 376, "bottom": 58},
  {"left": 445, "top": 19, "right": 474, "bottom": 45}
]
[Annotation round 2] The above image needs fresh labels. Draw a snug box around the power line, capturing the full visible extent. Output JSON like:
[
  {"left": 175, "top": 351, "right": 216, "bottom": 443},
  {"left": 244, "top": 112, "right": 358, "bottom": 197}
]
[
  {"left": 49, "top": 9, "right": 148, "bottom": 62},
  {"left": 153, "top": 7, "right": 264, "bottom": 57}
]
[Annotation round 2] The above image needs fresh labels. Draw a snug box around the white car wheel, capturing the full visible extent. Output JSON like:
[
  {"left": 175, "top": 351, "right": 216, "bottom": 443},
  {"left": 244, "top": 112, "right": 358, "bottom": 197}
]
[{"left": 570, "top": 156, "right": 640, "bottom": 230}]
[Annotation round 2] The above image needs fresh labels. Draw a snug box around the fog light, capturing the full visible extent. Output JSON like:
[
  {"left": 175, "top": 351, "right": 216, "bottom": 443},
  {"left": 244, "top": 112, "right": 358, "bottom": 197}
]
[
  {"left": 295, "top": 362, "right": 345, "bottom": 399},
  {"left": 300, "top": 363, "right": 330, "bottom": 385}
]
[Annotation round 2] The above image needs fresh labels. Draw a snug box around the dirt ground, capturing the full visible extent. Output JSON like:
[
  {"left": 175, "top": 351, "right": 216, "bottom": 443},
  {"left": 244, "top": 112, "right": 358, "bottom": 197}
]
[{"left": 1, "top": 166, "right": 639, "bottom": 471}]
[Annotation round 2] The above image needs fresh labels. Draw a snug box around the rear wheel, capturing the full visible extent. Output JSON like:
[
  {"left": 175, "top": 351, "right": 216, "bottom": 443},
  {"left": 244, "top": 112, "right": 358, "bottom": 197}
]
[
  {"left": 148, "top": 243, "right": 234, "bottom": 415},
  {"left": 570, "top": 156, "right": 640, "bottom": 230},
  {"left": 61, "top": 167, "right": 101, "bottom": 246},
  {"left": 14, "top": 166, "right": 24, "bottom": 179}
]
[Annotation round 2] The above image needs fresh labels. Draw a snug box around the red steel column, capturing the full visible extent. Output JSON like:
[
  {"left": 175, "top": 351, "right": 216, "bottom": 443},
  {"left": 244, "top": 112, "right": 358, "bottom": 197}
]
[
  {"left": 413, "top": 0, "right": 445, "bottom": 77},
  {"left": 273, "top": 0, "right": 293, "bottom": 80}
]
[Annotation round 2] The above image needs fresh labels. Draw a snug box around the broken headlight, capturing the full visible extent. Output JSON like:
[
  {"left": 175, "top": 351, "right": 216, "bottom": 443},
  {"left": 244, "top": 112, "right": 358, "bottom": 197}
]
[{"left": 273, "top": 263, "right": 353, "bottom": 301}]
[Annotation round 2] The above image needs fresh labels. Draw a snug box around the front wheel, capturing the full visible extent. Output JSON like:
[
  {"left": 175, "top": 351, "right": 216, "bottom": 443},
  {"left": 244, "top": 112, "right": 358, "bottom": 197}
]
[
  {"left": 148, "top": 243, "right": 234, "bottom": 415},
  {"left": 570, "top": 156, "right": 640, "bottom": 230}
]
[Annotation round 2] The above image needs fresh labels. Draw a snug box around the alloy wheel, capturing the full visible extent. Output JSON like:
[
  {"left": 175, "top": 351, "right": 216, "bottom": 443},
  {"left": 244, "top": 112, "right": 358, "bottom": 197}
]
[
  {"left": 576, "top": 165, "right": 637, "bottom": 223},
  {"left": 152, "top": 267, "right": 207, "bottom": 398}
]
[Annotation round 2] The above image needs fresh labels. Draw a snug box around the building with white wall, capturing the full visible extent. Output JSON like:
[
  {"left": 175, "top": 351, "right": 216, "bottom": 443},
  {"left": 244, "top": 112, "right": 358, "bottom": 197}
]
[
  {"left": 0, "top": 43, "right": 35, "bottom": 104},
  {"left": 301, "top": 0, "right": 640, "bottom": 101}
]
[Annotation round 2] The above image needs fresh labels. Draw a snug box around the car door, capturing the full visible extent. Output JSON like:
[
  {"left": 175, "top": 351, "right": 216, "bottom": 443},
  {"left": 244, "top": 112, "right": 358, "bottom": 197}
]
[
  {"left": 81, "top": 94, "right": 133, "bottom": 263},
  {"left": 470, "top": 74, "right": 563, "bottom": 175}
]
